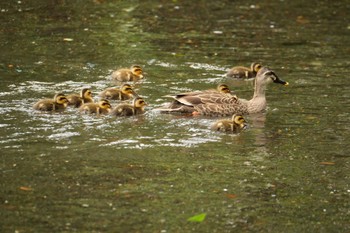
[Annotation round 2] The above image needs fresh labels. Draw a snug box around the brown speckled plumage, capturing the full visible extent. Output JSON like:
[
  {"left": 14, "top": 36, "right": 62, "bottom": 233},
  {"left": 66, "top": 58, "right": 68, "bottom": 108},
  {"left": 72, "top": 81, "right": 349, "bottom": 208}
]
[{"left": 158, "top": 67, "right": 288, "bottom": 116}]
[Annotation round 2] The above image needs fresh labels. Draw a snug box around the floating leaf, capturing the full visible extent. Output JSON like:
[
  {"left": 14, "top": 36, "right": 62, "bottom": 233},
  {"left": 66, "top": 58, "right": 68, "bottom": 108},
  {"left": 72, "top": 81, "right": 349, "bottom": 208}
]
[
  {"left": 63, "top": 38, "right": 74, "bottom": 42},
  {"left": 187, "top": 213, "right": 206, "bottom": 222},
  {"left": 19, "top": 186, "right": 33, "bottom": 191},
  {"left": 320, "top": 162, "right": 335, "bottom": 165},
  {"left": 226, "top": 194, "right": 237, "bottom": 199}
]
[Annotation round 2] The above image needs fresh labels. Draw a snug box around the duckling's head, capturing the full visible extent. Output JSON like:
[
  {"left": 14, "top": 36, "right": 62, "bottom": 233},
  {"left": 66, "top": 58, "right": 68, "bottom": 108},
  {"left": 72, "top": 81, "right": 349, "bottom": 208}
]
[
  {"left": 133, "top": 97, "right": 147, "bottom": 109},
  {"left": 54, "top": 93, "right": 69, "bottom": 105},
  {"left": 232, "top": 114, "right": 248, "bottom": 129},
  {"left": 81, "top": 88, "right": 92, "bottom": 99},
  {"left": 121, "top": 84, "right": 137, "bottom": 97},
  {"left": 98, "top": 99, "right": 112, "bottom": 110},
  {"left": 251, "top": 62, "right": 262, "bottom": 73},
  {"left": 131, "top": 65, "right": 144, "bottom": 79},
  {"left": 257, "top": 67, "right": 289, "bottom": 86},
  {"left": 217, "top": 84, "right": 231, "bottom": 94}
]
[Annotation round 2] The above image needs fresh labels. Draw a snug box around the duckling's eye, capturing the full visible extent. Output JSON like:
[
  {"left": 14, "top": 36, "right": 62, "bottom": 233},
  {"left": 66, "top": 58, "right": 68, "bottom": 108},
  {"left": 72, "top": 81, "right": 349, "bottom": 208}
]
[{"left": 135, "top": 69, "right": 142, "bottom": 72}]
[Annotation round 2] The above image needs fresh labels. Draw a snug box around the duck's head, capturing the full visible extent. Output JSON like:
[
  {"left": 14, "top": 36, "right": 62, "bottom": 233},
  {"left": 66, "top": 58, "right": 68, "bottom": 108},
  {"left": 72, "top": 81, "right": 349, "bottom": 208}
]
[
  {"left": 133, "top": 97, "right": 147, "bottom": 109},
  {"left": 98, "top": 99, "right": 112, "bottom": 110},
  {"left": 54, "top": 93, "right": 69, "bottom": 105},
  {"left": 251, "top": 62, "right": 262, "bottom": 73},
  {"left": 232, "top": 114, "right": 248, "bottom": 129},
  {"left": 131, "top": 65, "right": 144, "bottom": 79},
  {"left": 81, "top": 88, "right": 93, "bottom": 99},
  {"left": 217, "top": 84, "right": 231, "bottom": 94},
  {"left": 257, "top": 67, "right": 289, "bottom": 86},
  {"left": 121, "top": 84, "right": 138, "bottom": 97}
]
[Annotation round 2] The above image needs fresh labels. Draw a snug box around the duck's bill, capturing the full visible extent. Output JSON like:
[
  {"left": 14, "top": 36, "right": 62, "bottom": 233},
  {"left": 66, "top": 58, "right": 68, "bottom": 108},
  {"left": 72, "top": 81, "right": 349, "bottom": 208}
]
[
  {"left": 273, "top": 76, "right": 289, "bottom": 85},
  {"left": 242, "top": 123, "right": 249, "bottom": 130}
]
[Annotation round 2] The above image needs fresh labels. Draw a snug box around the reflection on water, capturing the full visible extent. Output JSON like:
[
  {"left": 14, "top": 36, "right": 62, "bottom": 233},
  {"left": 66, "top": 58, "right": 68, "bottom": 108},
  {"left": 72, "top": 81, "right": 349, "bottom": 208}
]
[{"left": 1, "top": 0, "right": 349, "bottom": 232}]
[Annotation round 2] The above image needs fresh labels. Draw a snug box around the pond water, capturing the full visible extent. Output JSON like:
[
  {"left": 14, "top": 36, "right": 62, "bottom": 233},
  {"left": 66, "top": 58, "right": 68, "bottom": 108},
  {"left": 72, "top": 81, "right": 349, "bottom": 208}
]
[{"left": 1, "top": 0, "right": 349, "bottom": 232}]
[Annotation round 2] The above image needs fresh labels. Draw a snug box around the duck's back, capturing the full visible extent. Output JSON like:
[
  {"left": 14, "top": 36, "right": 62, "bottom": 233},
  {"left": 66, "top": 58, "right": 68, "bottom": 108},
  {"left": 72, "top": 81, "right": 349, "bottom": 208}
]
[
  {"left": 33, "top": 99, "right": 55, "bottom": 111},
  {"left": 110, "top": 104, "right": 134, "bottom": 116}
]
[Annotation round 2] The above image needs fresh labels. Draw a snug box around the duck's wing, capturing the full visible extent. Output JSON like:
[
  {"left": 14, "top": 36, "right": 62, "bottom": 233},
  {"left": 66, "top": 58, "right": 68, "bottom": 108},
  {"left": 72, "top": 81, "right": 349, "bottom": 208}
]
[
  {"left": 174, "top": 92, "right": 238, "bottom": 106},
  {"left": 159, "top": 92, "right": 242, "bottom": 115},
  {"left": 194, "top": 101, "right": 248, "bottom": 116}
]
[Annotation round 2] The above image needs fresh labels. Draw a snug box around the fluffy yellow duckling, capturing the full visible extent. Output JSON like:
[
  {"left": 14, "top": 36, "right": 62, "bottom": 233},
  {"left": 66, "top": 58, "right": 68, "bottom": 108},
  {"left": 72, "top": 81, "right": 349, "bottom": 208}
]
[
  {"left": 111, "top": 65, "right": 144, "bottom": 81},
  {"left": 216, "top": 83, "right": 232, "bottom": 94},
  {"left": 211, "top": 114, "right": 248, "bottom": 133},
  {"left": 110, "top": 97, "right": 147, "bottom": 116},
  {"left": 79, "top": 99, "right": 111, "bottom": 115},
  {"left": 226, "top": 62, "right": 262, "bottom": 79},
  {"left": 66, "top": 88, "right": 93, "bottom": 108},
  {"left": 33, "top": 93, "right": 68, "bottom": 111},
  {"left": 99, "top": 84, "right": 138, "bottom": 100}
]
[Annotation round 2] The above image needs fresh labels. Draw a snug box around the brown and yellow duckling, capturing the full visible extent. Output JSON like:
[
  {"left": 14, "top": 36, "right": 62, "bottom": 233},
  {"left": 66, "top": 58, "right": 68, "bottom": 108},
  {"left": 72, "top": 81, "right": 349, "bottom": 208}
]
[
  {"left": 99, "top": 84, "right": 138, "bottom": 100},
  {"left": 79, "top": 99, "right": 112, "bottom": 115},
  {"left": 33, "top": 93, "right": 69, "bottom": 111},
  {"left": 211, "top": 114, "right": 248, "bottom": 133},
  {"left": 110, "top": 97, "right": 147, "bottom": 117},
  {"left": 66, "top": 88, "right": 93, "bottom": 108},
  {"left": 111, "top": 65, "right": 144, "bottom": 82},
  {"left": 216, "top": 83, "right": 233, "bottom": 95},
  {"left": 226, "top": 62, "right": 262, "bottom": 79}
]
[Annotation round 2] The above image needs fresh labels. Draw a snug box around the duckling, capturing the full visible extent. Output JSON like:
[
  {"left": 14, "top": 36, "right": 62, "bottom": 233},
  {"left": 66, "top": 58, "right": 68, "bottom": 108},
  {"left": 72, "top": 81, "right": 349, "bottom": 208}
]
[
  {"left": 99, "top": 84, "right": 138, "bottom": 100},
  {"left": 66, "top": 88, "right": 93, "bottom": 108},
  {"left": 111, "top": 65, "right": 144, "bottom": 82},
  {"left": 216, "top": 83, "right": 232, "bottom": 95},
  {"left": 211, "top": 114, "right": 248, "bottom": 133},
  {"left": 33, "top": 93, "right": 69, "bottom": 111},
  {"left": 226, "top": 62, "right": 262, "bottom": 79},
  {"left": 79, "top": 99, "right": 111, "bottom": 115},
  {"left": 110, "top": 97, "right": 147, "bottom": 116}
]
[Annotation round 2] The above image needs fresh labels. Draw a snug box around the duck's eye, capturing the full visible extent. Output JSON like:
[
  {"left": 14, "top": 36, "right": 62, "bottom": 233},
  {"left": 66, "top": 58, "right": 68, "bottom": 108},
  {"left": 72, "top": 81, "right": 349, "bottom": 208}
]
[{"left": 135, "top": 69, "right": 142, "bottom": 72}]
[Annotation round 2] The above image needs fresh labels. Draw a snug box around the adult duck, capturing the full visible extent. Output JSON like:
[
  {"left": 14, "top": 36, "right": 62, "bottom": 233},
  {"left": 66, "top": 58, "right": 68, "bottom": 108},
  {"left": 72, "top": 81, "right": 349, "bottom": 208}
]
[{"left": 158, "top": 67, "right": 288, "bottom": 116}]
